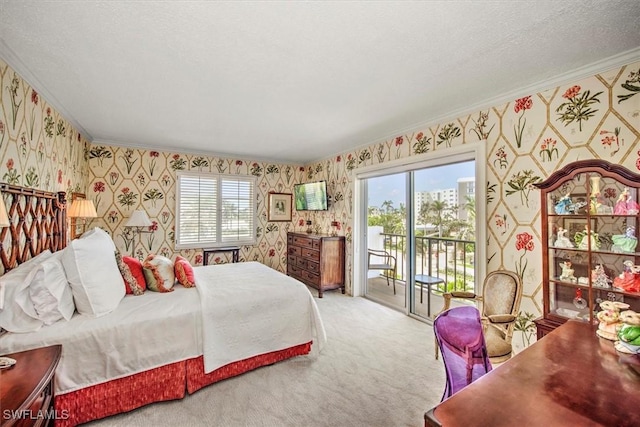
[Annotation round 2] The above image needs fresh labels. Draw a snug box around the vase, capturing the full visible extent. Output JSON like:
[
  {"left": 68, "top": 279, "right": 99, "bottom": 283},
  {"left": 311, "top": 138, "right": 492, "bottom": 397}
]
[{"left": 589, "top": 176, "right": 602, "bottom": 214}]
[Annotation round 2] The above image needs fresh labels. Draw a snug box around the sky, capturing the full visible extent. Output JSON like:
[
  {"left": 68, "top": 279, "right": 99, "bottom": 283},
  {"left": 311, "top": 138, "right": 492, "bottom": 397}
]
[{"left": 367, "top": 160, "right": 475, "bottom": 208}]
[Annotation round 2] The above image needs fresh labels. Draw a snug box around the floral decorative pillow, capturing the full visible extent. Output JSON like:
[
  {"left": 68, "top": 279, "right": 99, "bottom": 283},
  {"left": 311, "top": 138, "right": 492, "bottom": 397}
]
[
  {"left": 115, "top": 251, "right": 145, "bottom": 296},
  {"left": 174, "top": 255, "right": 196, "bottom": 288},
  {"left": 142, "top": 254, "right": 175, "bottom": 292}
]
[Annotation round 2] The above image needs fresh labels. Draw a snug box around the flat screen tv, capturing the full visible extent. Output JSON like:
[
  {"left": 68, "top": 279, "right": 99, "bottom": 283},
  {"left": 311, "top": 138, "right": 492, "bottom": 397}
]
[{"left": 294, "top": 180, "right": 328, "bottom": 211}]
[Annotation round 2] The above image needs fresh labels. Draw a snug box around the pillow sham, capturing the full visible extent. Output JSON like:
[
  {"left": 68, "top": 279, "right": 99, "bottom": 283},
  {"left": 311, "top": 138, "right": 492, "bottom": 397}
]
[
  {"left": 61, "top": 227, "right": 125, "bottom": 317},
  {"left": 123, "top": 256, "right": 147, "bottom": 293},
  {"left": 115, "top": 251, "right": 145, "bottom": 295},
  {"left": 0, "top": 250, "right": 53, "bottom": 333},
  {"left": 174, "top": 255, "right": 196, "bottom": 288},
  {"left": 27, "top": 251, "right": 75, "bottom": 325},
  {"left": 143, "top": 254, "right": 175, "bottom": 292}
]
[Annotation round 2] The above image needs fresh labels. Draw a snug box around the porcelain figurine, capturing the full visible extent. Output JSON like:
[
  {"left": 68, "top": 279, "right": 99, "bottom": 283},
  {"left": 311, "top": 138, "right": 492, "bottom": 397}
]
[
  {"left": 554, "top": 194, "right": 572, "bottom": 215},
  {"left": 628, "top": 198, "right": 640, "bottom": 215},
  {"left": 611, "top": 226, "right": 638, "bottom": 253},
  {"left": 596, "top": 301, "right": 630, "bottom": 340},
  {"left": 613, "top": 261, "right": 640, "bottom": 293},
  {"left": 554, "top": 227, "right": 574, "bottom": 248},
  {"left": 559, "top": 261, "right": 575, "bottom": 282},
  {"left": 614, "top": 188, "right": 630, "bottom": 214},
  {"left": 615, "top": 310, "right": 640, "bottom": 354},
  {"left": 591, "top": 264, "right": 611, "bottom": 289},
  {"left": 574, "top": 225, "right": 600, "bottom": 250}
]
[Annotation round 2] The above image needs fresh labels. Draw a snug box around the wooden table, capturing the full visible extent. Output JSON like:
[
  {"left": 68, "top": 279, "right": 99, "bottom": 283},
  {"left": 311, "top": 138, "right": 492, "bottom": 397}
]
[
  {"left": 202, "top": 246, "right": 240, "bottom": 265},
  {"left": 415, "top": 274, "right": 444, "bottom": 315},
  {"left": 1, "top": 345, "right": 62, "bottom": 426},
  {"left": 425, "top": 320, "right": 640, "bottom": 427}
]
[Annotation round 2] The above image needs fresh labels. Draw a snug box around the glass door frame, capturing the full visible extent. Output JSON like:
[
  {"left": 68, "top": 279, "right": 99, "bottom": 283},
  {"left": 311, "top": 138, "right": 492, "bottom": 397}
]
[{"left": 352, "top": 143, "right": 487, "bottom": 319}]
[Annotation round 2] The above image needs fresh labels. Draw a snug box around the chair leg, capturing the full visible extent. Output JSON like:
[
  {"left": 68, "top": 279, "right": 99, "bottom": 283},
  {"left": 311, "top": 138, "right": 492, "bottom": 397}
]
[{"left": 392, "top": 277, "right": 396, "bottom": 295}]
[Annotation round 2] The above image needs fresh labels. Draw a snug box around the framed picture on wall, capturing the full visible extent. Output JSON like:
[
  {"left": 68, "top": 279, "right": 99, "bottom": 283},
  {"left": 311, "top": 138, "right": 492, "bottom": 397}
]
[{"left": 267, "top": 192, "right": 292, "bottom": 222}]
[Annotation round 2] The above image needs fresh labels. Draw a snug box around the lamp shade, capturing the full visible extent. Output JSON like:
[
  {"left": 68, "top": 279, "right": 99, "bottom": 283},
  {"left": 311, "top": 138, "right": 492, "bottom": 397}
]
[
  {"left": 0, "top": 193, "right": 9, "bottom": 227},
  {"left": 67, "top": 199, "right": 98, "bottom": 218},
  {"left": 125, "top": 210, "right": 152, "bottom": 227}
]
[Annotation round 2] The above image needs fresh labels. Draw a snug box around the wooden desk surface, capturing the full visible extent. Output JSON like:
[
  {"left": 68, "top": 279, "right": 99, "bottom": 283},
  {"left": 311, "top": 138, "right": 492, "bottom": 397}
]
[{"left": 426, "top": 320, "right": 640, "bottom": 427}]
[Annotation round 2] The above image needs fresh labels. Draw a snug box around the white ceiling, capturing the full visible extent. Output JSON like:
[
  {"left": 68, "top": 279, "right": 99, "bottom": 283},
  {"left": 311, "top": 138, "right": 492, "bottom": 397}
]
[{"left": 1, "top": 1, "right": 639, "bottom": 164}]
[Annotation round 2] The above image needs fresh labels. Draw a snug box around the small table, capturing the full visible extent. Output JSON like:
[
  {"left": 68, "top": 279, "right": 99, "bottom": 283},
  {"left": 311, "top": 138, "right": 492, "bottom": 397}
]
[
  {"left": 424, "top": 320, "right": 640, "bottom": 427},
  {"left": 415, "top": 275, "right": 444, "bottom": 316},
  {"left": 203, "top": 246, "right": 240, "bottom": 265},
  {"left": 0, "top": 345, "right": 62, "bottom": 427}
]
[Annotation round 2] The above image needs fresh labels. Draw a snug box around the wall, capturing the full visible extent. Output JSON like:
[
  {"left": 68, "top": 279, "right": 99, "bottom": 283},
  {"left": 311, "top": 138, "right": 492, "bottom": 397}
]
[
  {"left": 0, "top": 59, "right": 90, "bottom": 208},
  {"left": 87, "top": 146, "right": 309, "bottom": 271},
  {"left": 304, "top": 60, "right": 640, "bottom": 319},
  {"left": 3, "top": 54, "right": 640, "bottom": 319}
]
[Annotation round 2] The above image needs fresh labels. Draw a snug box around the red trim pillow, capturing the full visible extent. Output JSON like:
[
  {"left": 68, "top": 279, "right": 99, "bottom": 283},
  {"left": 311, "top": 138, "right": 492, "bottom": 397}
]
[
  {"left": 174, "top": 255, "right": 196, "bottom": 288},
  {"left": 143, "top": 254, "right": 175, "bottom": 292},
  {"left": 121, "top": 255, "right": 146, "bottom": 295}
]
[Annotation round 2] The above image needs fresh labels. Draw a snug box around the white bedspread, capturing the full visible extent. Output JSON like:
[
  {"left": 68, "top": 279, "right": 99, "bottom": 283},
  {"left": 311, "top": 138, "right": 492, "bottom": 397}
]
[
  {"left": 195, "top": 262, "right": 326, "bottom": 373},
  {"left": 0, "top": 262, "right": 326, "bottom": 394},
  {"left": 0, "top": 286, "right": 202, "bottom": 394}
]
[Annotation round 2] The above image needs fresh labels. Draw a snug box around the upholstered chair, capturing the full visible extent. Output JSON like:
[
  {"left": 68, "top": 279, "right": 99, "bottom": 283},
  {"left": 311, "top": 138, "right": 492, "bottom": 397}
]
[{"left": 436, "top": 270, "right": 522, "bottom": 364}]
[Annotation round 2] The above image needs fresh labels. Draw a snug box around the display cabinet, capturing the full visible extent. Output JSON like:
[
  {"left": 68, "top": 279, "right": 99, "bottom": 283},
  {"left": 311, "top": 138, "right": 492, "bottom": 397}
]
[{"left": 533, "top": 160, "right": 640, "bottom": 338}]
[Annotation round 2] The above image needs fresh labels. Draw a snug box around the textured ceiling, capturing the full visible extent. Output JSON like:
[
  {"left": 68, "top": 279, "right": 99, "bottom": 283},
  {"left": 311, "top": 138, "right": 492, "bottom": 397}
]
[{"left": 1, "top": 1, "right": 639, "bottom": 164}]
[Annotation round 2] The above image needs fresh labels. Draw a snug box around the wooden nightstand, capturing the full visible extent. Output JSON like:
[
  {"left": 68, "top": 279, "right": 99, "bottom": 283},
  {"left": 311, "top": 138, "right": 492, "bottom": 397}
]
[{"left": 0, "top": 345, "right": 62, "bottom": 427}]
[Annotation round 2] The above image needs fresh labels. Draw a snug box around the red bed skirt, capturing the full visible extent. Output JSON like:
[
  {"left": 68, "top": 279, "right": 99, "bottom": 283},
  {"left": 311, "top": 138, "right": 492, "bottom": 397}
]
[{"left": 54, "top": 342, "right": 311, "bottom": 426}]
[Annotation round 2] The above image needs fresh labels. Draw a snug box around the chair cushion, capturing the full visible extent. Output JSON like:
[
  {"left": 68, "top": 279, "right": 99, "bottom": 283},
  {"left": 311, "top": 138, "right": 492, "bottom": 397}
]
[
  {"left": 483, "top": 273, "right": 518, "bottom": 316},
  {"left": 484, "top": 325, "right": 512, "bottom": 358},
  {"left": 487, "top": 314, "right": 516, "bottom": 324}
]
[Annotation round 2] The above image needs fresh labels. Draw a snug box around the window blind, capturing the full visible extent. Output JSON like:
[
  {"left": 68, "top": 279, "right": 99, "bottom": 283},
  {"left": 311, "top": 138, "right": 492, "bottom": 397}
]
[{"left": 176, "top": 172, "right": 256, "bottom": 249}]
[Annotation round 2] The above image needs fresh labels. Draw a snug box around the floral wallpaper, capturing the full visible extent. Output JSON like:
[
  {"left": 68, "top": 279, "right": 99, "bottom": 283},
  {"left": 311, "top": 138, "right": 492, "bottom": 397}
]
[
  {"left": 0, "top": 58, "right": 90, "bottom": 213},
  {"left": 2, "top": 53, "right": 640, "bottom": 324},
  {"left": 87, "top": 145, "right": 308, "bottom": 271},
  {"left": 305, "top": 60, "right": 640, "bottom": 320}
]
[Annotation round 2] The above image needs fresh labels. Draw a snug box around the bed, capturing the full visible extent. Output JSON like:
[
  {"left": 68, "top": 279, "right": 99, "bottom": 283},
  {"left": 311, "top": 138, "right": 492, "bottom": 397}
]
[{"left": 0, "top": 184, "right": 326, "bottom": 426}]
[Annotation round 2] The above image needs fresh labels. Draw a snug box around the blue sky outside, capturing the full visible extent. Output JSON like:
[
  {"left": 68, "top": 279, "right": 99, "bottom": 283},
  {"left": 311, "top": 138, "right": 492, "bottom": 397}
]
[{"left": 367, "top": 160, "right": 475, "bottom": 208}]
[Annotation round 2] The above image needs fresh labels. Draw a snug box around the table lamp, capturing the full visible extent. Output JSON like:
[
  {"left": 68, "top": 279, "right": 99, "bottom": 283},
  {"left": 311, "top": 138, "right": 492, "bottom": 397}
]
[
  {"left": 125, "top": 210, "right": 153, "bottom": 256},
  {"left": 67, "top": 199, "right": 97, "bottom": 238}
]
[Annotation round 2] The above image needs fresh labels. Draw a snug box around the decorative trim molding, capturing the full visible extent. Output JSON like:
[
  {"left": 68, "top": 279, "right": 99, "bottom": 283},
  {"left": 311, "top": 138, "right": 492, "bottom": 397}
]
[
  {"left": 0, "top": 40, "right": 93, "bottom": 141},
  {"left": 316, "top": 46, "right": 640, "bottom": 164}
]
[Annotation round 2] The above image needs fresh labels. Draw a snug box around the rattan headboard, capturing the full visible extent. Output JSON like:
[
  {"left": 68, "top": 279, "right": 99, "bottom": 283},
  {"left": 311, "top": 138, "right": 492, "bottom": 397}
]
[{"left": 0, "top": 184, "right": 67, "bottom": 275}]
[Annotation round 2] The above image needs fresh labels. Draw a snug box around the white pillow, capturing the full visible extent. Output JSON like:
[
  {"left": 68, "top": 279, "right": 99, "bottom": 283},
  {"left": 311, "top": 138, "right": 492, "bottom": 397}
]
[
  {"left": 61, "top": 227, "right": 125, "bottom": 317},
  {"left": 0, "top": 250, "right": 53, "bottom": 333},
  {"left": 27, "top": 251, "right": 75, "bottom": 325}
]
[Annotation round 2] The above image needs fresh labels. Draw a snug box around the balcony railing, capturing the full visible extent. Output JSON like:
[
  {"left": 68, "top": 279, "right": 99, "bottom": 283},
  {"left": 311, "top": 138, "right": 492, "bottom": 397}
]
[{"left": 377, "top": 232, "right": 475, "bottom": 293}]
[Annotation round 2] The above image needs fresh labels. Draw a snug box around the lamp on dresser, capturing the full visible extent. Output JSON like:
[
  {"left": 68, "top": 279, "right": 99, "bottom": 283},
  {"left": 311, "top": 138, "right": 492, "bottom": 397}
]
[
  {"left": 67, "top": 198, "right": 97, "bottom": 239},
  {"left": 124, "top": 210, "right": 153, "bottom": 256}
]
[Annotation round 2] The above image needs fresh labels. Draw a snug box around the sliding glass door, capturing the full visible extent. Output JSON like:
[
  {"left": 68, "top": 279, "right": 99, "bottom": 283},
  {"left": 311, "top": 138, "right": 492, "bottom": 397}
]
[
  {"left": 364, "top": 173, "right": 407, "bottom": 309},
  {"left": 362, "top": 157, "right": 479, "bottom": 321}
]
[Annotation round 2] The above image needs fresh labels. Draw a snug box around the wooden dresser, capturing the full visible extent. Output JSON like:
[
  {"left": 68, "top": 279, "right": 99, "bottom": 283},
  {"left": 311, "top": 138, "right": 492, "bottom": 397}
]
[
  {"left": 0, "top": 345, "right": 62, "bottom": 427},
  {"left": 287, "top": 232, "right": 345, "bottom": 298}
]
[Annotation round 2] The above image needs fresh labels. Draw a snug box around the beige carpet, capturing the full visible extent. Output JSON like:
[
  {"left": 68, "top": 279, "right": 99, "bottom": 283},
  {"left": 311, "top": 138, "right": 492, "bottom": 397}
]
[{"left": 86, "top": 289, "right": 445, "bottom": 427}]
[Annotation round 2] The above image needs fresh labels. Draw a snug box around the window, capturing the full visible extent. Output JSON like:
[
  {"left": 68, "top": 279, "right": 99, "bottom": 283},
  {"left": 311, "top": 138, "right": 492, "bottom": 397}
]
[{"left": 175, "top": 172, "right": 256, "bottom": 249}]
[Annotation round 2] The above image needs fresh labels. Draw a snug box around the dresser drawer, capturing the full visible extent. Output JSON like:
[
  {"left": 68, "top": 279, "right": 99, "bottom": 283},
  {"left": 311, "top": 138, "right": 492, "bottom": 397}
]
[
  {"left": 307, "top": 260, "right": 319, "bottom": 273},
  {"left": 302, "top": 270, "right": 320, "bottom": 285},
  {"left": 288, "top": 246, "right": 301, "bottom": 257},
  {"left": 292, "top": 235, "right": 314, "bottom": 248},
  {"left": 301, "top": 248, "right": 320, "bottom": 261},
  {"left": 287, "top": 255, "right": 297, "bottom": 267},
  {"left": 288, "top": 263, "right": 301, "bottom": 277}
]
